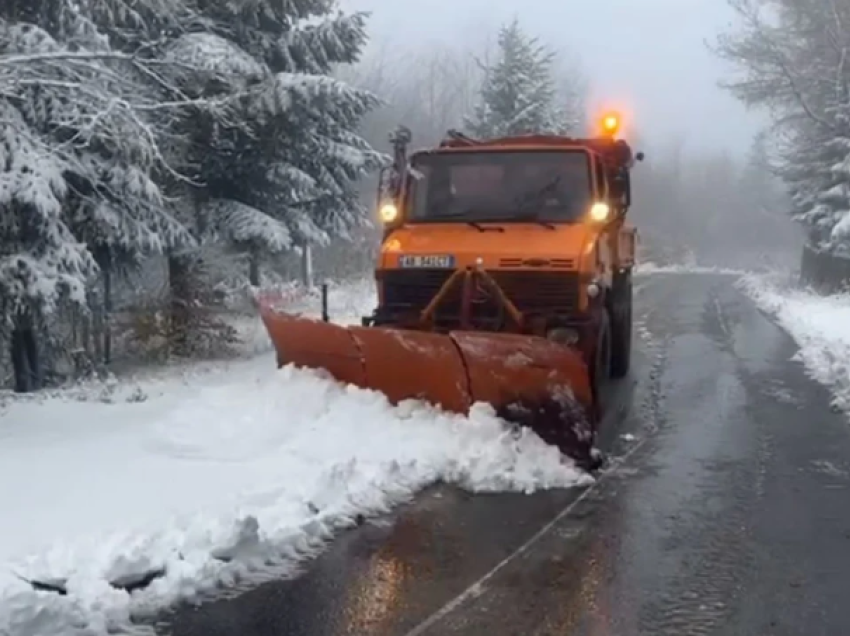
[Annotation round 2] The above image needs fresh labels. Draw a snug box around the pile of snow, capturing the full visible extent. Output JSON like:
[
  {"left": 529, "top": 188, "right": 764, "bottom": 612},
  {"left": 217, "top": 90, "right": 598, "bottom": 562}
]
[
  {"left": 635, "top": 261, "right": 749, "bottom": 276},
  {"left": 0, "top": 355, "right": 590, "bottom": 636},
  {"left": 739, "top": 274, "right": 850, "bottom": 411}
]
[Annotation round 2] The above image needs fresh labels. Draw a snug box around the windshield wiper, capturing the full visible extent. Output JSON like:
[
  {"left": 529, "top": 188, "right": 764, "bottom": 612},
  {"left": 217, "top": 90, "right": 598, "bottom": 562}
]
[
  {"left": 467, "top": 221, "right": 504, "bottom": 232},
  {"left": 429, "top": 209, "right": 505, "bottom": 232},
  {"left": 512, "top": 176, "right": 561, "bottom": 230},
  {"left": 514, "top": 210, "right": 556, "bottom": 229}
]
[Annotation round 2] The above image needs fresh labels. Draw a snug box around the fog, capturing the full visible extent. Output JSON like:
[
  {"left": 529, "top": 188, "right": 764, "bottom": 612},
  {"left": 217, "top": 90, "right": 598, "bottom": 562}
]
[
  {"left": 0, "top": 0, "right": 817, "bottom": 389},
  {"left": 336, "top": 0, "right": 803, "bottom": 271},
  {"left": 343, "top": 0, "right": 765, "bottom": 155}
]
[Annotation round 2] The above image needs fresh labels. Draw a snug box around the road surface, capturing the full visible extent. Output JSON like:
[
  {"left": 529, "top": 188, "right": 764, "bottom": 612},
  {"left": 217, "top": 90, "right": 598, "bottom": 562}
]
[{"left": 154, "top": 272, "right": 850, "bottom": 636}]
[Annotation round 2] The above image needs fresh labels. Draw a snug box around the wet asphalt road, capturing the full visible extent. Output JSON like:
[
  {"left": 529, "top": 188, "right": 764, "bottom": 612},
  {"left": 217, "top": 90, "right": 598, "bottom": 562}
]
[{"left": 154, "top": 272, "right": 850, "bottom": 636}]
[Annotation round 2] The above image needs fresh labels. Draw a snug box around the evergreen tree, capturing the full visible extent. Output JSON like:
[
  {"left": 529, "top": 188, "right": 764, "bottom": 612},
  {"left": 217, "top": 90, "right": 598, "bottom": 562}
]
[
  {"left": 465, "top": 19, "right": 567, "bottom": 138},
  {"left": 159, "top": 2, "right": 386, "bottom": 264},
  {"left": 83, "top": 0, "right": 387, "bottom": 352},
  {"left": 0, "top": 4, "right": 196, "bottom": 384},
  {"left": 715, "top": 0, "right": 850, "bottom": 255},
  {"left": 0, "top": 10, "right": 192, "bottom": 310},
  {"left": 0, "top": 0, "right": 387, "bottom": 369},
  {"left": 739, "top": 132, "right": 787, "bottom": 221}
]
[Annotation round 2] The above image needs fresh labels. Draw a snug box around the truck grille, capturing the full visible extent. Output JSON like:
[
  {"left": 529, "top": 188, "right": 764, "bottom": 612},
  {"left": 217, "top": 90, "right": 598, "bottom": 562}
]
[{"left": 380, "top": 269, "right": 580, "bottom": 321}]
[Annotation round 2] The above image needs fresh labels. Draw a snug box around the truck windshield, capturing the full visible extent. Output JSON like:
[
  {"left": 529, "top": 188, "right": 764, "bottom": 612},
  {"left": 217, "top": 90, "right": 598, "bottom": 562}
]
[{"left": 407, "top": 150, "right": 592, "bottom": 223}]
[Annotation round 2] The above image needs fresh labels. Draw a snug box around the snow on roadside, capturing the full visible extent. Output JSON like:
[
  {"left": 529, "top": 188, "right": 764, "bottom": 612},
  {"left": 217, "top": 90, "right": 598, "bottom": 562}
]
[
  {"left": 226, "top": 276, "right": 375, "bottom": 359},
  {"left": 0, "top": 356, "right": 590, "bottom": 636},
  {"left": 635, "top": 261, "right": 749, "bottom": 276},
  {"left": 738, "top": 273, "right": 850, "bottom": 412},
  {"left": 0, "top": 277, "right": 377, "bottom": 410},
  {"left": 248, "top": 276, "right": 376, "bottom": 328},
  {"left": 10, "top": 265, "right": 790, "bottom": 634}
]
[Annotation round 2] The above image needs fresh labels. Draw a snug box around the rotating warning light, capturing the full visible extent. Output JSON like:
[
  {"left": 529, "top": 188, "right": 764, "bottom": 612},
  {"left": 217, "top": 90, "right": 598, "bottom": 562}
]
[
  {"left": 600, "top": 112, "right": 620, "bottom": 136},
  {"left": 379, "top": 202, "right": 398, "bottom": 222}
]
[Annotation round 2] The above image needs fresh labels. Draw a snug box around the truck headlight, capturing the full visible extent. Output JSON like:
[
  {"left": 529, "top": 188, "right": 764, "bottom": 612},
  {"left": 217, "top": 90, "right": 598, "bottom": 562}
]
[
  {"left": 379, "top": 203, "right": 398, "bottom": 222},
  {"left": 589, "top": 202, "right": 609, "bottom": 221}
]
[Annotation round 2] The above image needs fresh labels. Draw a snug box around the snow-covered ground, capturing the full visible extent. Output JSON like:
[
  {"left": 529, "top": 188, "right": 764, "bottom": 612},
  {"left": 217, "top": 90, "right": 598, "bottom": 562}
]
[
  {"left": 644, "top": 267, "right": 850, "bottom": 416},
  {"left": 641, "top": 264, "right": 850, "bottom": 416},
  {"left": 0, "top": 276, "right": 591, "bottom": 636},
  {"left": 9, "top": 265, "right": 847, "bottom": 636},
  {"left": 739, "top": 273, "right": 850, "bottom": 412},
  {"left": 635, "top": 261, "right": 750, "bottom": 276}
]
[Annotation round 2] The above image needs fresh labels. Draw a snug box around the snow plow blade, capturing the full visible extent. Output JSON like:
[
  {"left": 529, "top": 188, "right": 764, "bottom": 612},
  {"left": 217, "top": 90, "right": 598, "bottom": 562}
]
[{"left": 259, "top": 308, "right": 596, "bottom": 466}]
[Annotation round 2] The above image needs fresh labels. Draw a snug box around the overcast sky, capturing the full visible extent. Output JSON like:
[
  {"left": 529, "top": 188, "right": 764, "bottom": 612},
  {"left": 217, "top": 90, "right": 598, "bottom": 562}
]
[{"left": 342, "top": 0, "right": 763, "bottom": 156}]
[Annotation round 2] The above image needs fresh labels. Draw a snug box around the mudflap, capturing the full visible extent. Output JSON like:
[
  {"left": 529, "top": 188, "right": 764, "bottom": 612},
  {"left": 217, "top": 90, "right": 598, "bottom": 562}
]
[{"left": 258, "top": 307, "right": 598, "bottom": 468}]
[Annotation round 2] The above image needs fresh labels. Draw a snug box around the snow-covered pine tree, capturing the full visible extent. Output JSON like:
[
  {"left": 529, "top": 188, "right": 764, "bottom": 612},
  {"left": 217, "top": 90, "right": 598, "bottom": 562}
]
[
  {"left": 159, "top": 1, "right": 386, "bottom": 279},
  {"left": 775, "top": 115, "right": 850, "bottom": 256},
  {"left": 465, "top": 18, "right": 568, "bottom": 138},
  {"left": 715, "top": 0, "right": 850, "bottom": 257},
  {"left": 825, "top": 109, "right": 850, "bottom": 253},
  {"left": 737, "top": 132, "right": 787, "bottom": 223},
  {"left": 47, "top": 0, "right": 385, "bottom": 355},
  {"left": 2, "top": 3, "right": 196, "bottom": 266},
  {"left": 0, "top": 6, "right": 195, "bottom": 382},
  {"left": 550, "top": 49, "right": 587, "bottom": 135},
  {"left": 0, "top": 103, "right": 86, "bottom": 390}
]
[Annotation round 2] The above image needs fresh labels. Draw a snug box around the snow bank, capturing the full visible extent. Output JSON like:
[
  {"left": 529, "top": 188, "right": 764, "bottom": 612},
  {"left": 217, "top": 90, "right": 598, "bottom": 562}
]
[
  {"left": 635, "top": 261, "right": 749, "bottom": 275},
  {"left": 0, "top": 277, "right": 378, "bottom": 410},
  {"left": 738, "top": 273, "right": 850, "bottom": 411},
  {"left": 0, "top": 355, "right": 590, "bottom": 636}
]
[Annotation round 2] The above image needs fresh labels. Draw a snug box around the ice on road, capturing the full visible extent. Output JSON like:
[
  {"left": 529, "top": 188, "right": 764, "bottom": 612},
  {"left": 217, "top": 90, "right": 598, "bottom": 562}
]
[{"left": 0, "top": 340, "right": 590, "bottom": 635}]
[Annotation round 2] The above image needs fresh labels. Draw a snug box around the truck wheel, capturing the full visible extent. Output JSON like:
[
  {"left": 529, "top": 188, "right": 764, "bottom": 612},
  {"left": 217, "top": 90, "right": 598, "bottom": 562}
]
[
  {"left": 610, "top": 271, "right": 632, "bottom": 379},
  {"left": 591, "top": 309, "right": 611, "bottom": 420}
]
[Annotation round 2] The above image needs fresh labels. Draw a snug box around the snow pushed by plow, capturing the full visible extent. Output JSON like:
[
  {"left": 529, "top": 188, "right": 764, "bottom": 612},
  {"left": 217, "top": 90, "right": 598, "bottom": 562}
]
[{"left": 0, "top": 356, "right": 591, "bottom": 636}]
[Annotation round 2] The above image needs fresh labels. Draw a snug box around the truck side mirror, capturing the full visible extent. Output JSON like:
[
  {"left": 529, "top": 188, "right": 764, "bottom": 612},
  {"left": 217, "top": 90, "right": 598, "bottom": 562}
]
[
  {"left": 608, "top": 172, "right": 631, "bottom": 211},
  {"left": 623, "top": 175, "right": 632, "bottom": 208}
]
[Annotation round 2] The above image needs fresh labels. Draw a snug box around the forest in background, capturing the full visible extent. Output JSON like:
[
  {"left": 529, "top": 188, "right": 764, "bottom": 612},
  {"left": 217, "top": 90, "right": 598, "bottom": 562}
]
[{"left": 0, "top": 2, "right": 819, "bottom": 391}]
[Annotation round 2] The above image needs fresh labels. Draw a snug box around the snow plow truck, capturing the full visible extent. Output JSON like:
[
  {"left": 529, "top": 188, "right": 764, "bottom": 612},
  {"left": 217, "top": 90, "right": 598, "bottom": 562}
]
[{"left": 258, "top": 114, "right": 643, "bottom": 470}]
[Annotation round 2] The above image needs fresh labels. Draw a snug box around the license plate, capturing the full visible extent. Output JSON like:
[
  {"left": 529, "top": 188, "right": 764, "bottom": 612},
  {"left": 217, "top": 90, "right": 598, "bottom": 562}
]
[{"left": 398, "top": 254, "right": 455, "bottom": 268}]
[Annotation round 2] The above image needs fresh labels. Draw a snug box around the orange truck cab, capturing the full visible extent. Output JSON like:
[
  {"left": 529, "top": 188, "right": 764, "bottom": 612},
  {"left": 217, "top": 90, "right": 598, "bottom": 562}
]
[{"left": 363, "top": 117, "right": 643, "bottom": 395}]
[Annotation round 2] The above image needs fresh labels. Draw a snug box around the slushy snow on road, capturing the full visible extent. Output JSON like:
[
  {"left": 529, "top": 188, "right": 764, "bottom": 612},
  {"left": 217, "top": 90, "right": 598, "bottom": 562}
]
[{"left": 0, "top": 283, "right": 591, "bottom": 636}]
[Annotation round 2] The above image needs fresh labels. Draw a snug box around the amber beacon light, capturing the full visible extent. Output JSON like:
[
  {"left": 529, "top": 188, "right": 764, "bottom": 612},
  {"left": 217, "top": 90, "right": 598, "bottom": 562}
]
[{"left": 600, "top": 112, "right": 620, "bottom": 136}]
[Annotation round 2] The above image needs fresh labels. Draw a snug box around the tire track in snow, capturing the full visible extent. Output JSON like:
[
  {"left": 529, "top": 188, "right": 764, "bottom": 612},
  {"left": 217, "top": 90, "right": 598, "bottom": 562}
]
[{"left": 636, "top": 283, "right": 763, "bottom": 636}]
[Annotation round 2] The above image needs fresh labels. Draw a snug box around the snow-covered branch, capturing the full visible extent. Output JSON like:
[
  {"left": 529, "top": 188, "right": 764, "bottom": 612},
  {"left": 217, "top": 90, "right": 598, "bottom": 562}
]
[
  {"left": 715, "top": 0, "right": 850, "bottom": 253},
  {"left": 464, "top": 18, "right": 584, "bottom": 138}
]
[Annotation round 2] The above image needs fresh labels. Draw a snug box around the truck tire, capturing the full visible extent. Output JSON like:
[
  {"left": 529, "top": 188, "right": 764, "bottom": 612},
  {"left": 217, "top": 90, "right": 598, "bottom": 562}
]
[
  {"left": 591, "top": 309, "right": 611, "bottom": 420},
  {"left": 610, "top": 271, "right": 632, "bottom": 379}
]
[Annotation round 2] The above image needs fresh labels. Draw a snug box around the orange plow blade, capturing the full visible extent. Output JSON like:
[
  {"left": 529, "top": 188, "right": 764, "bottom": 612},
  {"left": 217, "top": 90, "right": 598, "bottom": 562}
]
[
  {"left": 258, "top": 308, "right": 596, "bottom": 466},
  {"left": 450, "top": 331, "right": 595, "bottom": 455}
]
